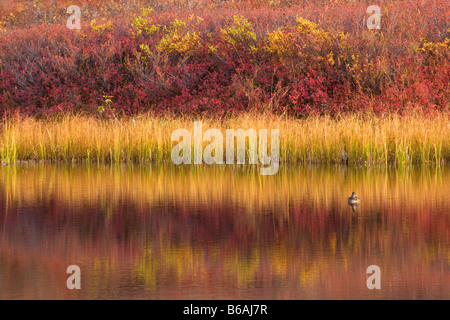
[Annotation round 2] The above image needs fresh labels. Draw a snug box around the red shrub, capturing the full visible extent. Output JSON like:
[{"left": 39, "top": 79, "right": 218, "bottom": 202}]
[{"left": 0, "top": 0, "right": 448, "bottom": 117}]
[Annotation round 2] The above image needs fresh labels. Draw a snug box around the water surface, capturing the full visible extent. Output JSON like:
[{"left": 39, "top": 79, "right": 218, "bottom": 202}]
[{"left": 0, "top": 164, "right": 448, "bottom": 299}]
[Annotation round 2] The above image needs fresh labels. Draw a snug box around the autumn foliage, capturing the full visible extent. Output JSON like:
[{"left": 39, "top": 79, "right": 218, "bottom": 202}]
[{"left": 0, "top": 0, "right": 449, "bottom": 117}]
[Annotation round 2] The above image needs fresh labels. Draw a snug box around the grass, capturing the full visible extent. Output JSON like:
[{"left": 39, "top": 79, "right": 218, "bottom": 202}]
[{"left": 0, "top": 113, "right": 448, "bottom": 165}]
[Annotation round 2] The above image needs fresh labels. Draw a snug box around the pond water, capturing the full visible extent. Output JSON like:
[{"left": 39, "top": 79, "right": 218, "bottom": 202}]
[{"left": 0, "top": 163, "right": 448, "bottom": 299}]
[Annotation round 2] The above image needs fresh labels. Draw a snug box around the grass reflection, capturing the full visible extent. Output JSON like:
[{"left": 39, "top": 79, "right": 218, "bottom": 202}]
[{"left": 0, "top": 164, "right": 448, "bottom": 299}]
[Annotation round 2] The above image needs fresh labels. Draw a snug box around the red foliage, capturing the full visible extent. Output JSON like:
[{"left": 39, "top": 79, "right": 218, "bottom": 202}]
[{"left": 0, "top": 0, "right": 448, "bottom": 117}]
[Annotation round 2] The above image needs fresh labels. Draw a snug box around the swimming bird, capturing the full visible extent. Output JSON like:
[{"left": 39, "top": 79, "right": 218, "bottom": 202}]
[{"left": 347, "top": 192, "right": 360, "bottom": 204}]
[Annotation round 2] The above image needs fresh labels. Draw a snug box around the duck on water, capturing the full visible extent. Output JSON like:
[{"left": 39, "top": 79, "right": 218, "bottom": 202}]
[{"left": 348, "top": 192, "right": 360, "bottom": 204}]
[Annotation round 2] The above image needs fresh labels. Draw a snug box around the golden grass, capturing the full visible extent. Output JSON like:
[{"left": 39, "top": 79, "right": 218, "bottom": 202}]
[{"left": 0, "top": 113, "right": 449, "bottom": 165}]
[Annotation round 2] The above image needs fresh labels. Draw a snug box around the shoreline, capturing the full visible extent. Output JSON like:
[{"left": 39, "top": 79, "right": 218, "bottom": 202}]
[{"left": 1, "top": 113, "right": 449, "bottom": 165}]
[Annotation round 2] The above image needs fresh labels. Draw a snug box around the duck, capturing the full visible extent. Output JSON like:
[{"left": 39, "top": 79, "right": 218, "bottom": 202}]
[{"left": 347, "top": 192, "right": 360, "bottom": 204}]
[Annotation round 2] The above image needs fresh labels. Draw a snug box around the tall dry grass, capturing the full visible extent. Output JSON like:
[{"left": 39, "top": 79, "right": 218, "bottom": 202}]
[{"left": 0, "top": 113, "right": 449, "bottom": 165}]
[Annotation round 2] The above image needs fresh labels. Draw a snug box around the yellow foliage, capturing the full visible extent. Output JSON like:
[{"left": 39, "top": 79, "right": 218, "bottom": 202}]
[
  {"left": 207, "top": 44, "right": 218, "bottom": 53},
  {"left": 131, "top": 8, "right": 160, "bottom": 37},
  {"left": 139, "top": 44, "right": 151, "bottom": 56},
  {"left": 295, "top": 16, "right": 319, "bottom": 33},
  {"left": 264, "top": 19, "right": 334, "bottom": 72},
  {"left": 327, "top": 52, "right": 335, "bottom": 66},
  {"left": 140, "top": 7, "right": 153, "bottom": 16},
  {"left": 188, "top": 14, "right": 204, "bottom": 23},
  {"left": 157, "top": 30, "right": 201, "bottom": 55},
  {"left": 154, "top": 19, "right": 201, "bottom": 55},
  {"left": 220, "top": 16, "right": 257, "bottom": 47},
  {"left": 419, "top": 37, "right": 450, "bottom": 64},
  {"left": 264, "top": 28, "right": 296, "bottom": 58},
  {"left": 169, "top": 19, "right": 187, "bottom": 31},
  {"left": 90, "top": 18, "right": 113, "bottom": 33}
]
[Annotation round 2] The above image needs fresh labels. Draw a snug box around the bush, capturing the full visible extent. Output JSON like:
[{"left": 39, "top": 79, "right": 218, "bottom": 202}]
[{"left": 0, "top": 0, "right": 448, "bottom": 117}]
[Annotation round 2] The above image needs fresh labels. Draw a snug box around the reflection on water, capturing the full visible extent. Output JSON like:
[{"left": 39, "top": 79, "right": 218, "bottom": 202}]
[{"left": 0, "top": 163, "right": 448, "bottom": 299}]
